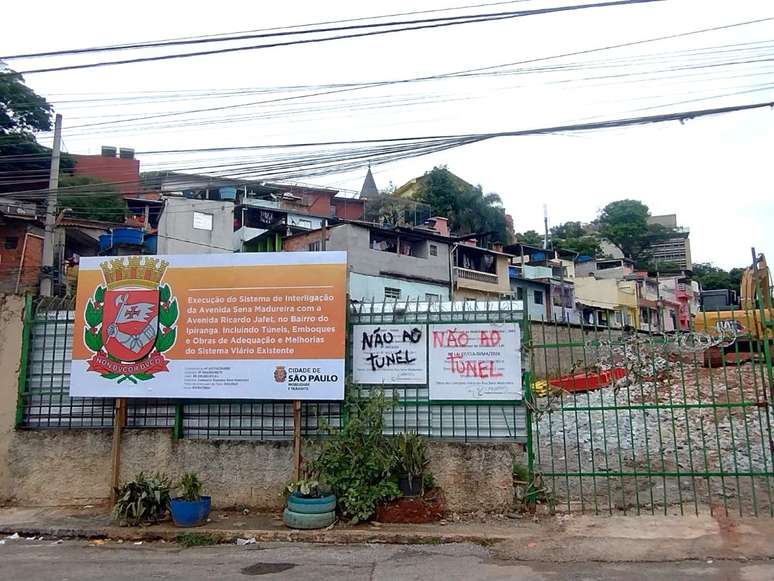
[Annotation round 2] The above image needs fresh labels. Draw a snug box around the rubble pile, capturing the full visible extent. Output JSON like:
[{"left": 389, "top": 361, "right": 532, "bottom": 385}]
[{"left": 535, "top": 337, "right": 772, "bottom": 512}]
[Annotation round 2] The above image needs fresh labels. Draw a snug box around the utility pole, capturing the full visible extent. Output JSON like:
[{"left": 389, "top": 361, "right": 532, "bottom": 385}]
[
  {"left": 40, "top": 113, "right": 62, "bottom": 297},
  {"left": 543, "top": 204, "right": 549, "bottom": 250}
]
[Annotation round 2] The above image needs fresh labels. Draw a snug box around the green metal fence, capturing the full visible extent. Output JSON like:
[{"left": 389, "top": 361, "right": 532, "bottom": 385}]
[
  {"left": 348, "top": 299, "right": 527, "bottom": 442},
  {"left": 528, "top": 305, "right": 774, "bottom": 516},
  {"left": 17, "top": 297, "right": 526, "bottom": 443},
  {"left": 16, "top": 296, "right": 342, "bottom": 439}
]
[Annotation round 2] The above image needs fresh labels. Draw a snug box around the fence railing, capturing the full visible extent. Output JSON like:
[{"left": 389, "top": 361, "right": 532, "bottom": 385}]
[{"left": 17, "top": 297, "right": 526, "bottom": 443}]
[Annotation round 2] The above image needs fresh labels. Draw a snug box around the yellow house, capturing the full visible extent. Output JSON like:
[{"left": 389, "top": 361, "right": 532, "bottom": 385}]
[
  {"left": 575, "top": 277, "right": 639, "bottom": 328},
  {"left": 452, "top": 243, "right": 513, "bottom": 300},
  {"left": 616, "top": 279, "right": 639, "bottom": 327}
]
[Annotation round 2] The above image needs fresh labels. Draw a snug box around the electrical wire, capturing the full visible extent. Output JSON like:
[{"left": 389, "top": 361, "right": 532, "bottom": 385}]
[
  {"left": 14, "top": 1, "right": 661, "bottom": 74},
  {"left": 2, "top": 98, "right": 772, "bottom": 202}
]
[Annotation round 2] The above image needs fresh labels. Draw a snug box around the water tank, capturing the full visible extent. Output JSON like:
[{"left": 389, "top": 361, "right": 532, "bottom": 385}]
[
  {"left": 143, "top": 234, "right": 158, "bottom": 254},
  {"left": 99, "top": 234, "right": 112, "bottom": 252},
  {"left": 111, "top": 228, "right": 144, "bottom": 246}
]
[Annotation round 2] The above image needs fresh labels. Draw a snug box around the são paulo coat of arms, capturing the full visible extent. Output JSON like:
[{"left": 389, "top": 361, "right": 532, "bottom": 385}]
[{"left": 82, "top": 256, "right": 179, "bottom": 383}]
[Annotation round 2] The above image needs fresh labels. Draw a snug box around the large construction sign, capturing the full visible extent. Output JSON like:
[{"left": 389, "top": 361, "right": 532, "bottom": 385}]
[{"left": 71, "top": 252, "right": 347, "bottom": 399}]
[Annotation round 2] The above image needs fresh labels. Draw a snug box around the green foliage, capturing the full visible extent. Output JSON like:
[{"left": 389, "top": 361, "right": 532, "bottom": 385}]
[
  {"left": 364, "top": 192, "right": 428, "bottom": 226},
  {"left": 176, "top": 532, "right": 217, "bottom": 547},
  {"left": 393, "top": 432, "right": 431, "bottom": 494},
  {"left": 286, "top": 478, "right": 330, "bottom": 498},
  {"left": 515, "top": 230, "right": 544, "bottom": 247},
  {"left": 0, "top": 70, "right": 75, "bottom": 194},
  {"left": 692, "top": 262, "right": 744, "bottom": 291},
  {"left": 311, "top": 391, "right": 400, "bottom": 523},
  {"left": 598, "top": 199, "right": 676, "bottom": 264},
  {"left": 58, "top": 175, "right": 127, "bottom": 223},
  {"left": 414, "top": 167, "right": 514, "bottom": 243},
  {"left": 178, "top": 472, "right": 203, "bottom": 501},
  {"left": 0, "top": 70, "right": 52, "bottom": 135},
  {"left": 512, "top": 462, "right": 529, "bottom": 483},
  {"left": 112, "top": 472, "right": 171, "bottom": 526},
  {"left": 550, "top": 221, "right": 601, "bottom": 257}
]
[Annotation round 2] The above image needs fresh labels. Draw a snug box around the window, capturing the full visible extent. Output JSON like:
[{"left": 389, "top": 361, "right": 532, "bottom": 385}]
[
  {"left": 308, "top": 241, "right": 321, "bottom": 252},
  {"left": 425, "top": 293, "right": 439, "bottom": 303},
  {"left": 192, "top": 211, "right": 213, "bottom": 231},
  {"left": 384, "top": 287, "right": 401, "bottom": 300},
  {"left": 516, "top": 287, "right": 524, "bottom": 301},
  {"left": 4, "top": 237, "right": 19, "bottom": 250},
  {"left": 429, "top": 244, "right": 438, "bottom": 256},
  {"left": 533, "top": 290, "right": 544, "bottom": 305}
]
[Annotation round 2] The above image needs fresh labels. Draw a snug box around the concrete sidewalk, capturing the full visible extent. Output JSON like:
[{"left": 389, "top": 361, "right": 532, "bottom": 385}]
[{"left": 1, "top": 506, "right": 773, "bottom": 563}]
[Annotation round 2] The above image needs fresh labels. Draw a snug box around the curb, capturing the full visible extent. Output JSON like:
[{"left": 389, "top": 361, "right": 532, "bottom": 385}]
[{"left": 0, "top": 523, "right": 510, "bottom": 547}]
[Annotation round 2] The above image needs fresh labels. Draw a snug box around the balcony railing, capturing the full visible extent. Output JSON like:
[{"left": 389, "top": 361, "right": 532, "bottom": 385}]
[{"left": 455, "top": 267, "right": 498, "bottom": 285}]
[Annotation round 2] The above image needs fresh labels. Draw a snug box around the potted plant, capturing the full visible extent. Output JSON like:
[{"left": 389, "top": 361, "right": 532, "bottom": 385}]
[
  {"left": 282, "top": 473, "right": 337, "bottom": 530},
  {"left": 170, "top": 472, "right": 211, "bottom": 528},
  {"left": 394, "top": 432, "right": 431, "bottom": 497},
  {"left": 112, "top": 472, "right": 172, "bottom": 527}
]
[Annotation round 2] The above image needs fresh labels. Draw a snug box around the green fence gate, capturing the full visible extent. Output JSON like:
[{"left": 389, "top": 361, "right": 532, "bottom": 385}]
[{"left": 528, "top": 304, "right": 774, "bottom": 516}]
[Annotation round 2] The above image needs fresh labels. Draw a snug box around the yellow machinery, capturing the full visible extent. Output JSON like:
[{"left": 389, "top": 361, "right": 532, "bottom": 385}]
[{"left": 695, "top": 253, "right": 773, "bottom": 344}]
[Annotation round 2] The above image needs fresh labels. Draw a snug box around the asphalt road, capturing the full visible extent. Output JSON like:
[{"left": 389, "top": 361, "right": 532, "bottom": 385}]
[{"left": 1, "top": 539, "right": 773, "bottom": 580}]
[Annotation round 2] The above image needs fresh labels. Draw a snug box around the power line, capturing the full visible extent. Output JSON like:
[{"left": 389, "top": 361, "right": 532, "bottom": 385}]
[
  {"left": 1, "top": 97, "right": 771, "bottom": 201},
  {"left": 3, "top": 1, "right": 543, "bottom": 60},
  {"left": 4, "top": 1, "right": 536, "bottom": 60},
  {"left": 15, "top": 1, "right": 661, "bottom": 74},
  {"left": 26, "top": 14, "right": 774, "bottom": 132}
]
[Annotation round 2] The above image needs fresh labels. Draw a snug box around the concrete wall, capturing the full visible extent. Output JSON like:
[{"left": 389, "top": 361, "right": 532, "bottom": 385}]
[
  {"left": 331, "top": 224, "right": 451, "bottom": 284},
  {"left": 510, "top": 279, "right": 549, "bottom": 321},
  {"left": 2, "top": 428, "right": 519, "bottom": 513},
  {"left": 349, "top": 272, "right": 449, "bottom": 302},
  {"left": 156, "top": 198, "right": 234, "bottom": 254},
  {"left": 0, "top": 292, "right": 519, "bottom": 513},
  {"left": 0, "top": 295, "right": 25, "bottom": 502},
  {"left": 4, "top": 429, "right": 293, "bottom": 509}
]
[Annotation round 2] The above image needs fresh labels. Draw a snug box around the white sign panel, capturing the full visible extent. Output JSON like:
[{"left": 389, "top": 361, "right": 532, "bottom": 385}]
[
  {"left": 70, "top": 252, "right": 347, "bottom": 400},
  {"left": 428, "top": 322, "right": 521, "bottom": 401},
  {"left": 352, "top": 324, "right": 427, "bottom": 384}
]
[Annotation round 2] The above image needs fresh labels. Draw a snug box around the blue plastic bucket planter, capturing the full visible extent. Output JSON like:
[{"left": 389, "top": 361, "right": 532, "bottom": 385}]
[{"left": 170, "top": 496, "right": 211, "bottom": 527}]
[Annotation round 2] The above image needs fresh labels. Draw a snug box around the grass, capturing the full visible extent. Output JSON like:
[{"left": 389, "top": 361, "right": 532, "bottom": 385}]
[{"left": 176, "top": 532, "right": 218, "bottom": 548}]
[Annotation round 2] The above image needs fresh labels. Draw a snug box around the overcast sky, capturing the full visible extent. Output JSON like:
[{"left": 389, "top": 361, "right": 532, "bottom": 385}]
[{"left": 3, "top": 0, "right": 773, "bottom": 268}]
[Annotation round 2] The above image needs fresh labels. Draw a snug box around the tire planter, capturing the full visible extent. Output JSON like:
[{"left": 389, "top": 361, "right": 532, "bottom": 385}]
[
  {"left": 286, "top": 493, "right": 336, "bottom": 514},
  {"left": 170, "top": 496, "right": 211, "bottom": 527},
  {"left": 283, "top": 508, "right": 336, "bottom": 530}
]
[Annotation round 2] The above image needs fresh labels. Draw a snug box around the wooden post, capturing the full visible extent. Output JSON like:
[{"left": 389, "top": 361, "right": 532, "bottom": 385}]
[
  {"left": 110, "top": 398, "right": 127, "bottom": 503},
  {"left": 292, "top": 400, "right": 302, "bottom": 480}
]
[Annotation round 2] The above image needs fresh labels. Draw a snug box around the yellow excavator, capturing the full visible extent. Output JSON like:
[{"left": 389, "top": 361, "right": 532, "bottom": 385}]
[{"left": 695, "top": 252, "right": 773, "bottom": 360}]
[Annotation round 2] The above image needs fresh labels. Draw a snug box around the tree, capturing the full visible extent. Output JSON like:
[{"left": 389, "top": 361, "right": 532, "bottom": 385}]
[
  {"left": 0, "top": 69, "right": 73, "bottom": 194},
  {"left": 550, "top": 221, "right": 600, "bottom": 257},
  {"left": 598, "top": 199, "right": 674, "bottom": 265},
  {"left": 58, "top": 175, "right": 127, "bottom": 223},
  {"left": 363, "top": 191, "right": 428, "bottom": 226},
  {"left": 515, "top": 230, "right": 544, "bottom": 246},
  {"left": 692, "top": 262, "right": 744, "bottom": 292},
  {"left": 414, "top": 167, "right": 514, "bottom": 244}
]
